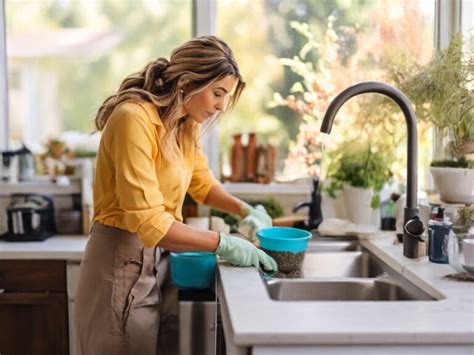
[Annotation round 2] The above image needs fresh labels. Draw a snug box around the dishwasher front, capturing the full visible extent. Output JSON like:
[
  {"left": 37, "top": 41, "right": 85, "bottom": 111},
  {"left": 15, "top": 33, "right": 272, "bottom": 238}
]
[{"left": 178, "top": 289, "right": 226, "bottom": 355}]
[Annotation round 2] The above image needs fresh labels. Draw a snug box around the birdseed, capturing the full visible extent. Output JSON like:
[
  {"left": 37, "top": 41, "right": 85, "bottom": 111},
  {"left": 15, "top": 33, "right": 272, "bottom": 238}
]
[{"left": 261, "top": 248, "right": 305, "bottom": 273}]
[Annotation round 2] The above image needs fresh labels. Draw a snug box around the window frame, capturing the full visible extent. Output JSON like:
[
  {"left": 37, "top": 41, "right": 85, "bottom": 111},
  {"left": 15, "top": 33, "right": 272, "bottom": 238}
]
[
  {"left": 193, "top": 0, "right": 219, "bottom": 175},
  {"left": 0, "top": 0, "right": 8, "bottom": 151},
  {"left": 433, "top": 0, "right": 463, "bottom": 160}
]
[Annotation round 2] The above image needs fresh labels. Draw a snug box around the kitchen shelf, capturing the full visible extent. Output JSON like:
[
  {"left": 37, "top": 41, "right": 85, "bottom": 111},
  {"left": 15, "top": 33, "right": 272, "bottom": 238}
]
[
  {"left": 222, "top": 182, "right": 311, "bottom": 195},
  {"left": 0, "top": 178, "right": 82, "bottom": 196}
]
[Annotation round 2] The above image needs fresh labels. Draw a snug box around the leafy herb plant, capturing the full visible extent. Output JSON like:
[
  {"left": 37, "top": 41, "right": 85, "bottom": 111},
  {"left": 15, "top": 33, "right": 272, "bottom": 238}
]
[{"left": 324, "top": 143, "right": 392, "bottom": 208}]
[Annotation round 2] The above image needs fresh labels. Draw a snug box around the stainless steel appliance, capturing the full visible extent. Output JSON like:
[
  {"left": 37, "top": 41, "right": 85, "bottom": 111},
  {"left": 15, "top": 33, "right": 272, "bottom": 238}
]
[
  {"left": 178, "top": 289, "right": 225, "bottom": 355},
  {"left": 1, "top": 144, "right": 35, "bottom": 182}
]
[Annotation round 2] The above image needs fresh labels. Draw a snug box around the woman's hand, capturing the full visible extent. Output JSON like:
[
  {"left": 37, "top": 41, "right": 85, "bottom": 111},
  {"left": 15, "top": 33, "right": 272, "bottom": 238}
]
[
  {"left": 238, "top": 203, "right": 272, "bottom": 245},
  {"left": 215, "top": 233, "right": 277, "bottom": 272}
]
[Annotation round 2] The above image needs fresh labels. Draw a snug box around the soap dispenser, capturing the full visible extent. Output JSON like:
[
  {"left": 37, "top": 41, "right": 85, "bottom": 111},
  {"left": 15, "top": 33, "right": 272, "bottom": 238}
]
[{"left": 428, "top": 207, "right": 452, "bottom": 264}]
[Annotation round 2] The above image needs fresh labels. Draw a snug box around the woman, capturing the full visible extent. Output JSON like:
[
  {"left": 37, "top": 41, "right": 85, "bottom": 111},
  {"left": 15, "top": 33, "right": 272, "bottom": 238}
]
[{"left": 74, "top": 35, "right": 277, "bottom": 355}]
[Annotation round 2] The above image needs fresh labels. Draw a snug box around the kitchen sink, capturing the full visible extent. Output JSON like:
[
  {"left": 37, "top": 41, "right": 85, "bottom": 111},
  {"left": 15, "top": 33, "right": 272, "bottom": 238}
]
[
  {"left": 266, "top": 277, "right": 436, "bottom": 301},
  {"left": 301, "top": 251, "right": 384, "bottom": 278},
  {"left": 306, "top": 237, "right": 360, "bottom": 253},
  {"left": 302, "top": 237, "right": 384, "bottom": 278},
  {"left": 264, "top": 237, "right": 440, "bottom": 302}
]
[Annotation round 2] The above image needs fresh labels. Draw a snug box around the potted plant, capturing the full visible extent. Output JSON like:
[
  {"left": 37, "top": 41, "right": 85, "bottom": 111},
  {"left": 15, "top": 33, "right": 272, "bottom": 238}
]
[
  {"left": 40, "top": 139, "right": 75, "bottom": 177},
  {"left": 325, "top": 142, "right": 392, "bottom": 226},
  {"left": 391, "top": 32, "right": 473, "bottom": 204},
  {"left": 454, "top": 205, "right": 474, "bottom": 237}
]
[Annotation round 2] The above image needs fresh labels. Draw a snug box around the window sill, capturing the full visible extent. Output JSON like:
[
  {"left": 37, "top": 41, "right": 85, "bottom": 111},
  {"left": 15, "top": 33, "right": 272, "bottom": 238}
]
[{"left": 221, "top": 182, "right": 310, "bottom": 195}]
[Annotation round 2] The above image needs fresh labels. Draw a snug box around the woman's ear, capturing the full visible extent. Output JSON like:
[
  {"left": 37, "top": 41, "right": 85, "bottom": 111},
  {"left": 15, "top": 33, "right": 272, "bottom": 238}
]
[{"left": 181, "top": 82, "right": 198, "bottom": 96}]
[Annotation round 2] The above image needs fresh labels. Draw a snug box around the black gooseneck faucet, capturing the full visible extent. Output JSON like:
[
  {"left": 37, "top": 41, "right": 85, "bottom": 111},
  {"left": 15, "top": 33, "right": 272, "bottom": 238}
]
[{"left": 320, "top": 81, "right": 425, "bottom": 258}]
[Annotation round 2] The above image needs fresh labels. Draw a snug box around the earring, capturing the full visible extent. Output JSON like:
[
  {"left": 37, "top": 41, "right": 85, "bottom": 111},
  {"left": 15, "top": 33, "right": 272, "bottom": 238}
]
[{"left": 178, "top": 89, "right": 184, "bottom": 105}]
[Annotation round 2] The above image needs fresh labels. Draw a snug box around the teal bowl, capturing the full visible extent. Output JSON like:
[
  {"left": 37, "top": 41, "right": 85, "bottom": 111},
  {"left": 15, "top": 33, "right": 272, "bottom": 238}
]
[
  {"left": 257, "top": 227, "right": 312, "bottom": 252},
  {"left": 169, "top": 252, "right": 216, "bottom": 290}
]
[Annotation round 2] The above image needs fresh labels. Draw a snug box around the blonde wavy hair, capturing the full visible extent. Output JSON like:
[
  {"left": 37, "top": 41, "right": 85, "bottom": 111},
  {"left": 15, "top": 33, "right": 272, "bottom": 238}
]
[{"left": 95, "top": 35, "right": 245, "bottom": 163}]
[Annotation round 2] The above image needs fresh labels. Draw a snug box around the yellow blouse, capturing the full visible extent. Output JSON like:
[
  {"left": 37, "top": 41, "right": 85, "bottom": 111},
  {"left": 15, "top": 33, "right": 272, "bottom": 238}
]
[{"left": 93, "top": 101, "right": 219, "bottom": 247}]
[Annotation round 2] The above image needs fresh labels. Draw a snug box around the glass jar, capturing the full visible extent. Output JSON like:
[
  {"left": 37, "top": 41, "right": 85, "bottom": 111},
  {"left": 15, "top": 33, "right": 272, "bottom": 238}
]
[{"left": 447, "top": 233, "right": 474, "bottom": 274}]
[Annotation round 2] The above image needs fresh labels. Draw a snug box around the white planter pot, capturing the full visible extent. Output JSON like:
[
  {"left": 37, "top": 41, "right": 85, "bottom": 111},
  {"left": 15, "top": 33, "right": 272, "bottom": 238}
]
[
  {"left": 342, "top": 186, "right": 379, "bottom": 227},
  {"left": 430, "top": 167, "right": 474, "bottom": 204},
  {"left": 321, "top": 191, "right": 348, "bottom": 220}
]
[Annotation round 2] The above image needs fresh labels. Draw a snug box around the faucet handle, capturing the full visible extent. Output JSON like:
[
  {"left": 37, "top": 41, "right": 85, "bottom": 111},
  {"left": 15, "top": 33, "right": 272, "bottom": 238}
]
[
  {"left": 404, "top": 216, "right": 425, "bottom": 242},
  {"left": 293, "top": 201, "right": 310, "bottom": 213}
]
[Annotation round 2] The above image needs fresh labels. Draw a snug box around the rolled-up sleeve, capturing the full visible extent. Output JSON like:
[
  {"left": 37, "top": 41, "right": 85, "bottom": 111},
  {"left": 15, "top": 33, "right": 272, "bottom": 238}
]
[
  {"left": 106, "top": 109, "right": 175, "bottom": 247},
  {"left": 187, "top": 144, "right": 219, "bottom": 204}
]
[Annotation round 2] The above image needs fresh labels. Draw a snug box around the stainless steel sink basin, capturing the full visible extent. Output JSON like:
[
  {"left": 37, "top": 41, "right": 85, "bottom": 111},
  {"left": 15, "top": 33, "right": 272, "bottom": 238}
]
[
  {"left": 264, "top": 237, "right": 440, "bottom": 302},
  {"left": 307, "top": 237, "right": 360, "bottom": 253},
  {"left": 266, "top": 277, "right": 436, "bottom": 301},
  {"left": 301, "top": 238, "right": 383, "bottom": 278},
  {"left": 301, "top": 251, "right": 384, "bottom": 278}
]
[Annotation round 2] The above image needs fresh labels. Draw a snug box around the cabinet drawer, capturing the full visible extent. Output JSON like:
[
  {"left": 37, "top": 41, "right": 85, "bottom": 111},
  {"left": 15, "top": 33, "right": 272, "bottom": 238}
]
[
  {"left": 0, "top": 260, "right": 66, "bottom": 292},
  {"left": 0, "top": 292, "right": 69, "bottom": 355}
]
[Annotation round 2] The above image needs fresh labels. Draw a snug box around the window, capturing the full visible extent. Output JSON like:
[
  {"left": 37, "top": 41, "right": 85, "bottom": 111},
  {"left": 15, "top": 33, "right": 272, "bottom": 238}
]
[
  {"left": 462, "top": 0, "right": 473, "bottom": 36},
  {"left": 216, "top": 0, "right": 436, "bottom": 185},
  {"left": 1, "top": 0, "right": 471, "bottom": 188},
  {"left": 5, "top": 0, "right": 191, "bottom": 150}
]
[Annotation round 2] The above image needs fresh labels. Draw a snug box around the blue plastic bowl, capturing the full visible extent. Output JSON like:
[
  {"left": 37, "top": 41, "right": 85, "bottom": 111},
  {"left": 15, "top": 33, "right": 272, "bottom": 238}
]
[
  {"left": 169, "top": 252, "right": 217, "bottom": 290},
  {"left": 257, "top": 227, "right": 312, "bottom": 252}
]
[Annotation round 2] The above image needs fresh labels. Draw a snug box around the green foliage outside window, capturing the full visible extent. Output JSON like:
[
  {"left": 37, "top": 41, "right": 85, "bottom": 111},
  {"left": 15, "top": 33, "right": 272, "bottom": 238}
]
[
  {"left": 267, "top": 2, "right": 435, "bottom": 185},
  {"left": 6, "top": 0, "right": 191, "bottom": 136}
]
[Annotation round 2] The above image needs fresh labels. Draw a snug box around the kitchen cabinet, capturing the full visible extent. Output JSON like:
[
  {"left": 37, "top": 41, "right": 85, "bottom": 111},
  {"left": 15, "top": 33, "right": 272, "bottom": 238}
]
[
  {"left": 0, "top": 260, "right": 69, "bottom": 355},
  {"left": 0, "top": 235, "right": 175, "bottom": 355}
]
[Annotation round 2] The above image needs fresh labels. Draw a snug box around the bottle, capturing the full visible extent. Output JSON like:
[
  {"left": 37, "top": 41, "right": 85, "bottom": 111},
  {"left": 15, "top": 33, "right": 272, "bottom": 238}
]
[
  {"left": 265, "top": 144, "right": 277, "bottom": 182},
  {"left": 245, "top": 132, "right": 257, "bottom": 182},
  {"left": 18, "top": 144, "right": 35, "bottom": 181},
  {"left": 230, "top": 134, "right": 244, "bottom": 182},
  {"left": 427, "top": 207, "right": 452, "bottom": 264},
  {"left": 256, "top": 145, "right": 267, "bottom": 183},
  {"left": 380, "top": 198, "right": 396, "bottom": 231}
]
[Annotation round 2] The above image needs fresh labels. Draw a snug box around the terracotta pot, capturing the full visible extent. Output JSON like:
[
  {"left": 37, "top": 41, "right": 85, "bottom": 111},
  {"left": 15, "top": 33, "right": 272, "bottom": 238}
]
[{"left": 451, "top": 140, "right": 474, "bottom": 156}]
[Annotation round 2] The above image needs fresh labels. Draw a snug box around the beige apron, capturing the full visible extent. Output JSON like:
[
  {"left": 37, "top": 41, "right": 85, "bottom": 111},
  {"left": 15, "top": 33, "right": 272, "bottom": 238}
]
[{"left": 74, "top": 222, "right": 162, "bottom": 355}]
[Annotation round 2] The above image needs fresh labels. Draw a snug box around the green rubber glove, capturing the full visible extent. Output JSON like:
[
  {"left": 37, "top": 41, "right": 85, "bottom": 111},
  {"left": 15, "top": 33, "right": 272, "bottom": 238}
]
[
  {"left": 216, "top": 233, "right": 278, "bottom": 272},
  {"left": 238, "top": 202, "right": 272, "bottom": 245}
]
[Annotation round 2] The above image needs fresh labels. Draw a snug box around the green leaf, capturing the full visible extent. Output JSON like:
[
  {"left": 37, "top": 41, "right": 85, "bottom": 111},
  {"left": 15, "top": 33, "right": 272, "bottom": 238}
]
[
  {"left": 279, "top": 58, "right": 296, "bottom": 67},
  {"left": 290, "top": 82, "right": 305, "bottom": 93},
  {"left": 371, "top": 193, "right": 381, "bottom": 209},
  {"left": 299, "top": 41, "right": 319, "bottom": 59}
]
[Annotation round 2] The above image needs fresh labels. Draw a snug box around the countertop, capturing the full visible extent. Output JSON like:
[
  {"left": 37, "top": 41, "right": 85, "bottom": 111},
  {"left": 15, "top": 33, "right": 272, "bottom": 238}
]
[
  {"left": 217, "top": 235, "right": 474, "bottom": 347},
  {"left": 2, "top": 233, "right": 474, "bottom": 348},
  {"left": 0, "top": 235, "right": 88, "bottom": 261}
]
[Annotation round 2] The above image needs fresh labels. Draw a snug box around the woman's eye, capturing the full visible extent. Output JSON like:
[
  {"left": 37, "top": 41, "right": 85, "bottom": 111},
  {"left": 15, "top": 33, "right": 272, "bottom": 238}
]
[{"left": 214, "top": 92, "right": 222, "bottom": 97}]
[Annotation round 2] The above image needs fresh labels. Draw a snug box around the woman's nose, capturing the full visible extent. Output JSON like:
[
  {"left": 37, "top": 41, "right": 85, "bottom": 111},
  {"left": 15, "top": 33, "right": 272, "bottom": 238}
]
[
  {"left": 216, "top": 97, "right": 228, "bottom": 111},
  {"left": 215, "top": 100, "right": 224, "bottom": 112}
]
